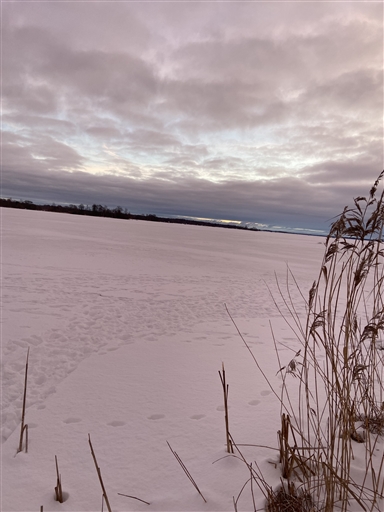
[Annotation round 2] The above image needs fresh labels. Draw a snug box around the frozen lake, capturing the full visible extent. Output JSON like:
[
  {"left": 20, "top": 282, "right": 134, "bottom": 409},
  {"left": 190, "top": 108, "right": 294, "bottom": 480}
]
[{"left": 1, "top": 208, "right": 344, "bottom": 511}]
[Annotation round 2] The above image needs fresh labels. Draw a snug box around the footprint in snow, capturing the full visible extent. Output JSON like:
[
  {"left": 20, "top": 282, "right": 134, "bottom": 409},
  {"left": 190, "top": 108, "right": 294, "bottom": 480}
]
[
  {"left": 34, "top": 374, "right": 47, "bottom": 385},
  {"left": 248, "top": 400, "right": 261, "bottom": 406},
  {"left": 190, "top": 414, "right": 205, "bottom": 420},
  {"left": 216, "top": 405, "right": 230, "bottom": 412},
  {"left": 63, "top": 417, "right": 82, "bottom": 424},
  {"left": 260, "top": 390, "right": 272, "bottom": 397},
  {"left": 148, "top": 414, "right": 165, "bottom": 420},
  {"left": 107, "top": 421, "right": 126, "bottom": 427}
]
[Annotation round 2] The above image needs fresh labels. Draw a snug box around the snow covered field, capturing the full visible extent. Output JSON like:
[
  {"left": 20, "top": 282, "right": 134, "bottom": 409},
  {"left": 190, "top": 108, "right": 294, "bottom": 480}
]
[{"left": 2, "top": 208, "right": 380, "bottom": 512}]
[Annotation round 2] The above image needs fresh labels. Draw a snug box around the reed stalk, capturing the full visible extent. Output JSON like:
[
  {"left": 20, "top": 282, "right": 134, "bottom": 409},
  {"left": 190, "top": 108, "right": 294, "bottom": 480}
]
[
  {"left": 219, "top": 362, "right": 234, "bottom": 453},
  {"left": 17, "top": 347, "right": 30, "bottom": 454},
  {"left": 88, "top": 434, "right": 112, "bottom": 512}
]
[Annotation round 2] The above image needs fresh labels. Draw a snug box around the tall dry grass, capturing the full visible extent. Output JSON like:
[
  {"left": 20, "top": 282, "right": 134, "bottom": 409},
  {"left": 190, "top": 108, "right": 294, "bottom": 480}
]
[{"left": 232, "top": 174, "right": 384, "bottom": 511}]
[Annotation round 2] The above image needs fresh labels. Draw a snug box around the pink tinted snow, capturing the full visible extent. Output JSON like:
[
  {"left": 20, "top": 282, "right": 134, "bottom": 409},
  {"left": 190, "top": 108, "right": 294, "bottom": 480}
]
[{"left": 3, "top": 208, "right": 380, "bottom": 512}]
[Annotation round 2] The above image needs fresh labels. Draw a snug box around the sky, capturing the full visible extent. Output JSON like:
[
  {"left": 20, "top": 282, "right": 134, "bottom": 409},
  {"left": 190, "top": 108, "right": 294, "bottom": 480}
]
[{"left": 1, "top": 0, "right": 383, "bottom": 233}]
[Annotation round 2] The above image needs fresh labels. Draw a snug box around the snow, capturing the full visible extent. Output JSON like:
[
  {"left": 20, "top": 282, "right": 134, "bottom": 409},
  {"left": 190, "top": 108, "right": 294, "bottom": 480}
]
[{"left": 2, "top": 208, "right": 382, "bottom": 511}]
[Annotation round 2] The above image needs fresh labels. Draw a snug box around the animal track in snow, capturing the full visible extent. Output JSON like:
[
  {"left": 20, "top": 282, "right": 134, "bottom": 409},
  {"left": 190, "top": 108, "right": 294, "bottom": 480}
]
[
  {"left": 216, "top": 405, "right": 230, "bottom": 411},
  {"left": 260, "top": 390, "right": 272, "bottom": 396},
  {"left": 190, "top": 414, "right": 205, "bottom": 420},
  {"left": 148, "top": 414, "right": 165, "bottom": 420},
  {"left": 107, "top": 421, "right": 126, "bottom": 427},
  {"left": 34, "top": 374, "right": 47, "bottom": 385},
  {"left": 248, "top": 400, "right": 261, "bottom": 406},
  {"left": 2, "top": 242, "right": 282, "bottom": 444},
  {"left": 63, "top": 417, "right": 82, "bottom": 424}
]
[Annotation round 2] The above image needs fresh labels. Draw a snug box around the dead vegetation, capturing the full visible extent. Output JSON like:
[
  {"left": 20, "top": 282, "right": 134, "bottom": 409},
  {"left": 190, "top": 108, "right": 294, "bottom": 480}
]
[
  {"left": 229, "top": 172, "right": 384, "bottom": 511},
  {"left": 17, "top": 348, "right": 29, "bottom": 454}
]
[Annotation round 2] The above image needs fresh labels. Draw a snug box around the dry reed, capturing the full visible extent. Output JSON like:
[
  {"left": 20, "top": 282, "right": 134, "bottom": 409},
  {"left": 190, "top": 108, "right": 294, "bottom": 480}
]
[
  {"left": 219, "top": 362, "right": 234, "bottom": 453},
  {"left": 17, "top": 347, "right": 30, "bottom": 454},
  {"left": 231, "top": 173, "right": 384, "bottom": 511},
  {"left": 166, "top": 441, "right": 207, "bottom": 502},
  {"left": 54, "top": 455, "right": 63, "bottom": 503},
  {"left": 88, "top": 434, "right": 113, "bottom": 512}
]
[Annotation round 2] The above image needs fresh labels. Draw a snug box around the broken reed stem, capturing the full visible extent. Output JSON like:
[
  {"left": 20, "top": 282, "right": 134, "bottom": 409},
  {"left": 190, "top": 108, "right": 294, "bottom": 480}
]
[
  {"left": 219, "top": 362, "right": 234, "bottom": 453},
  {"left": 117, "top": 493, "right": 150, "bottom": 505},
  {"left": 278, "top": 414, "right": 288, "bottom": 479},
  {"left": 17, "top": 347, "right": 30, "bottom": 454},
  {"left": 88, "top": 434, "right": 112, "bottom": 512},
  {"left": 54, "top": 455, "right": 63, "bottom": 503},
  {"left": 166, "top": 441, "right": 207, "bottom": 503}
]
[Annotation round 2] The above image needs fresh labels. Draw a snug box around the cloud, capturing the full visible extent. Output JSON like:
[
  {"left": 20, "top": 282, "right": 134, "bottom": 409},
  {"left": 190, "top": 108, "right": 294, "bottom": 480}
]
[
  {"left": 2, "top": 1, "right": 383, "bottom": 231},
  {"left": 2, "top": 164, "right": 380, "bottom": 233},
  {"left": 2, "top": 131, "right": 84, "bottom": 174}
]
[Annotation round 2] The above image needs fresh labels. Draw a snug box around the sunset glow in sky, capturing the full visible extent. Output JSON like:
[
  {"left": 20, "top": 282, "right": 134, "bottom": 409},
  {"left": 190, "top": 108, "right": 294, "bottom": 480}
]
[{"left": 2, "top": 1, "right": 383, "bottom": 232}]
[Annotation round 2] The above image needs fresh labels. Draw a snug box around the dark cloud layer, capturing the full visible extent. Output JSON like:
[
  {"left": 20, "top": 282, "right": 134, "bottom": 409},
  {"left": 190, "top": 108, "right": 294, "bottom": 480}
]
[
  {"left": 2, "top": 1, "right": 383, "bottom": 231},
  {"left": 2, "top": 165, "right": 374, "bottom": 233}
]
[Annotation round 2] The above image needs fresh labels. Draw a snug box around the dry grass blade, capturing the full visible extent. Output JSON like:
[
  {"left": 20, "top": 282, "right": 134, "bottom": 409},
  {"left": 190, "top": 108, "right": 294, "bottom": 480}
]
[
  {"left": 225, "top": 303, "right": 282, "bottom": 404},
  {"left": 229, "top": 433, "right": 274, "bottom": 502},
  {"left": 17, "top": 347, "right": 30, "bottom": 454},
  {"left": 117, "top": 493, "right": 150, "bottom": 505},
  {"left": 219, "top": 362, "right": 234, "bottom": 453},
  {"left": 166, "top": 441, "right": 207, "bottom": 502},
  {"left": 88, "top": 434, "right": 113, "bottom": 512}
]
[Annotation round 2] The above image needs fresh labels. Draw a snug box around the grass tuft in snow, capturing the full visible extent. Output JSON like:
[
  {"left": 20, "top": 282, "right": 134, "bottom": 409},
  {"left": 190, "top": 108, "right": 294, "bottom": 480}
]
[{"left": 266, "top": 480, "right": 316, "bottom": 512}]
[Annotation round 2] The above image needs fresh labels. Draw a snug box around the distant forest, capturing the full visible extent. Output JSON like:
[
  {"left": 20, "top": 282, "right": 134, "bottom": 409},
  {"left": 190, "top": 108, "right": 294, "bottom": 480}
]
[{"left": 0, "top": 198, "right": 256, "bottom": 231}]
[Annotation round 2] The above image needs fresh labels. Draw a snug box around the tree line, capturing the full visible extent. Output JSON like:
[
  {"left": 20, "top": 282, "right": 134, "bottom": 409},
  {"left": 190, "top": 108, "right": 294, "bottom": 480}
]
[
  {"left": 0, "top": 198, "right": 256, "bottom": 231},
  {"left": 0, "top": 198, "right": 131, "bottom": 219}
]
